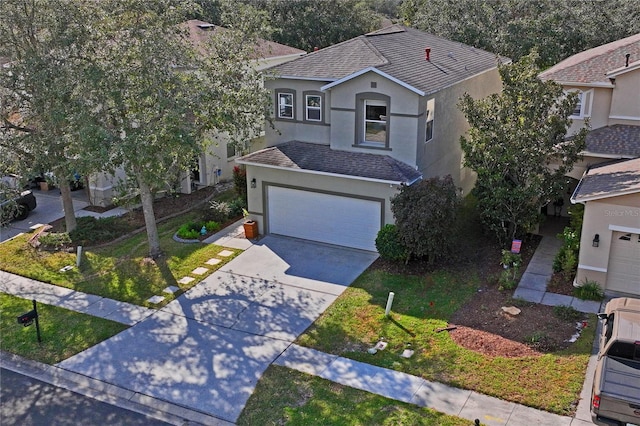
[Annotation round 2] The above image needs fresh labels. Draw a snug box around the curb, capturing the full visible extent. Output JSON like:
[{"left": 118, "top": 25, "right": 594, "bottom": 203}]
[{"left": 0, "top": 351, "right": 233, "bottom": 426}]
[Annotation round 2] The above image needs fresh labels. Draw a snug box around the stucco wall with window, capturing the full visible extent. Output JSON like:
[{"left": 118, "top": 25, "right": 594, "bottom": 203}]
[
  {"left": 565, "top": 86, "right": 612, "bottom": 135},
  {"left": 609, "top": 70, "right": 640, "bottom": 123},
  {"left": 264, "top": 79, "right": 331, "bottom": 145},
  {"left": 243, "top": 164, "right": 400, "bottom": 235},
  {"left": 575, "top": 193, "right": 640, "bottom": 288}
]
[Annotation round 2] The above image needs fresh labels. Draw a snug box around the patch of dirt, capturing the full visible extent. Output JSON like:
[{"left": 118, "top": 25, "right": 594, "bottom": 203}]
[{"left": 547, "top": 272, "right": 576, "bottom": 296}]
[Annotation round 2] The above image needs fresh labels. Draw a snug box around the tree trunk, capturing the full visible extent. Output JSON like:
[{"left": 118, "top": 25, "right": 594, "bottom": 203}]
[
  {"left": 59, "top": 179, "right": 77, "bottom": 232},
  {"left": 137, "top": 174, "right": 162, "bottom": 258}
]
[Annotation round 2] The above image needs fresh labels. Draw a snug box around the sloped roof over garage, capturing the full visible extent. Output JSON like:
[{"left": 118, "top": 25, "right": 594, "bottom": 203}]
[
  {"left": 236, "top": 141, "right": 422, "bottom": 185},
  {"left": 583, "top": 124, "right": 640, "bottom": 158},
  {"left": 571, "top": 157, "right": 640, "bottom": 202}
]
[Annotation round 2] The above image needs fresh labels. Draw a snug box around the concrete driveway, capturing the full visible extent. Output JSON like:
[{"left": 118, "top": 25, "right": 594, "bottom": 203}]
[
  {"left": 58, "top": 236, "right": 378, "bottom": 423},
  {"left": 0, "top": 189, "right": 89, "bottom": 242}
]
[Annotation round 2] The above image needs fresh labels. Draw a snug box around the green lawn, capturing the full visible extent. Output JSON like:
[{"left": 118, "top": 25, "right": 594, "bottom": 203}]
[
  {"left": 0, "top": 213, "right": 240, "bottom": 307},
  {"left": 0, "top": 294, "right": 127, "bottom": 364},
  {"left": 237, "top": 365, "right": 471, "bottom": 426},
  {"left": 296, "top": 269, "right": 595, "bottom": 415}
]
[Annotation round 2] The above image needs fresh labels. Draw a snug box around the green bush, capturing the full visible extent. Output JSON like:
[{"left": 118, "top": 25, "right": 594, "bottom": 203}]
[
  {"left": 228, "top": 197, "right": 247, "bottom": 218},
  {"left": 553, "top": 305, "right": 581, "bottom": 321},
  {"left": 498, "top": 250, "right": 521, "bottom": 290},
  {"left": 233, "top": 166, "right": 247, "bottom": 202},
  {"left": 69, "top": 216, "right": 135, "bottom": 245},
  {"left": 204, "top": 220, "right": 220, "bottom": 233},
  {"left": 39, "top": 232, "right": 72, "bottom": 250},
  {"left": 574, "top": 280, "right": 604, "bottom": 301},
  {"left": 375, "top": 224, "right": 408, "bottom": 262},
  {"left": 177, "top": 222, "right": 200, "bottom": 239},
  {"left": 208, "top": 201, "right": 231, "bottom": 222}
]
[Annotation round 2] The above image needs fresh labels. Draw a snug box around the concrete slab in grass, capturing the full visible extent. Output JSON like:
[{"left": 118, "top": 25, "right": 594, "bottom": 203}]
[
  {"left": 513, "top": 287, "right": 544, "bottom": 303},
  {"left": 191, "top": 267, "right": 209, "bottom": 276},
  {"left": 540, "top": 292, "right": 574, "bottom": 307},
  {"left": 178, "top": 276, "right": 195, "bottom": 285},
  {"left": 146, "top": 295, "right": 165, "bottom": 305},
  {"left": 205, "top": 258, "right": 222, "bottom": 266},
  {"left": 411, "top": 380, "right": 472, "bottom": 417},
  {"left": 457, "top": 392, "right": 515, "bottom": 425},
  {"left": 274, "top": 344, "right": 338, "bottom": 376},
  {"left": 217, "top": 250, "right": 234, "bottom": 257},
  {"left": 163, "top": 286, "right": 180, "bottom": 294}
]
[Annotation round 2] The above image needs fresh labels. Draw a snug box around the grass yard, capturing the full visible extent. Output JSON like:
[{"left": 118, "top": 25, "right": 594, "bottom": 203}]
[
  {"left": 296, "top": 269, "right": 595, "bottom": 415},
  {"left": 0, "top": 294, "right": 127, "bottom": 364},
  {"left": 0, "top": 213, "right": 240, "bottom": 307},
  {"left": 237, "top": 365, "right": 470, "bottom": 426}
]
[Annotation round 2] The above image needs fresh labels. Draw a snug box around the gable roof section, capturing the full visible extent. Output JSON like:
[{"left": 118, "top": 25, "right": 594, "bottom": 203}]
[
  {"left": 266, "top": 25, "right": 503, "bottom": 95},
  {"left": 236, "top": 141, "right": 422, "bottom": 185},
  {"left": 583, "top": 125, "right": 640, "bottom": 158},
  {"left": 572, "top": 157, "right": 640, "bottom": 203},
  {"left": 539, "top": 33, "right": 640, "bottom": 85}
]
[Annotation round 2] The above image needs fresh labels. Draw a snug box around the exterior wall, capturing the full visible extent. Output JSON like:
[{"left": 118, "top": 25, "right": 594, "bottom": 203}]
[
  {"left": 420, "top": 68, "right": 502, "bottom": 195},
  {"left": 574, "top": 193, "right": 640, "bottom": 289},
  {"left": 609, "top": 70, "right": 640, "bottom": 124},
  {"left": 264, "top": 79, "right": 332, "bottom": 145},
  {"left": 88, "top": 169, "right": 127, "bottom": 207},
  {"left": 244, "top": 165, "right": 400, "bottom": 235},
  {"left": 565, "top": 86, "right": 612, "bottom": 135}
]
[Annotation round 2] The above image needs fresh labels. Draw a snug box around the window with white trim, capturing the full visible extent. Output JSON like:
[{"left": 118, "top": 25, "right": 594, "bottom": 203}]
[
  {"left": 568, "top": 89, "right": 593, "bottom": 119},
  {"left": 277, "top": 92, "right": 294, "bottom": 119},
  {"left": 364, "top": 100, "right": 387, "bottom": 144},
  {"left": 305, "top": 94, "right": 321, "bottom": 121},
  {"left": 425, "top": 98, "right": 435, "bottom": 142}
]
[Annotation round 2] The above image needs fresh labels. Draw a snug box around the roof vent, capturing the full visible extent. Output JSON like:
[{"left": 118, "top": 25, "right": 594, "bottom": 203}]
[
  {"left": 425, "top": 47, "right": 431, "bottom": 61},
  {"left": 626, "top": 53, "right": 631, "bottom": 67},
  {"left": 197, "top": 23, "right": 215, "bottom": 30}
]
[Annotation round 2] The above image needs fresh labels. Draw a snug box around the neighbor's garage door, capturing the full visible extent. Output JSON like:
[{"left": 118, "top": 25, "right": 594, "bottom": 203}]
[
  {"left": 607, "top": 231, "right": 640, "bottom": 295},
  {"left": 267, "top": 186, "right": 381, "bottom": 251}
]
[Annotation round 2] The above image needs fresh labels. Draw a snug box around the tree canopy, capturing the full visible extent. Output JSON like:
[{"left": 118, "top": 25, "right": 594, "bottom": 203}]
[{"left": 459, "top": 52, "right": 587, "bottom": 243}]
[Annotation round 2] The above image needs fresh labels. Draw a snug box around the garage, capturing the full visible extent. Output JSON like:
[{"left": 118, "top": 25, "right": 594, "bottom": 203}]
[
  {"left": 267, "top": 186, "right": 382, "bottom": 251},
  {"left": 606, "top": 231, "right": 640, "bottom": 294}
]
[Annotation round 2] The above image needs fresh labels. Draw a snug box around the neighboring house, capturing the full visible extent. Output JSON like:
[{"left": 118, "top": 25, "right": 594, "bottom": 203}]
[
  {"left": 236, "top": 25, "right": 504, "bottom": 251},
  {"left": 540, "top": 33, "right": 640, "bottom": 295},
  {"left": 88, "top": 20, "right": 305, "bottom": 207}
]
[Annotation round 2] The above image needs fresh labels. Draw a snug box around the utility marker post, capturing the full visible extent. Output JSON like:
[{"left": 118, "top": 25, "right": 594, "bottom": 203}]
[{"left": 385, "top": 292, "right": 395, "bottom": 317}]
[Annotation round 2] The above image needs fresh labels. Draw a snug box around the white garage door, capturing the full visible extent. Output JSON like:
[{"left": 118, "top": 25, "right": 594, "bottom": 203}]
[
  {"left": 267, "top": 186, "right": 381, "bottom": 251},
  {"left": 607, "top": 231, "right": 640, "bottom": 295}
]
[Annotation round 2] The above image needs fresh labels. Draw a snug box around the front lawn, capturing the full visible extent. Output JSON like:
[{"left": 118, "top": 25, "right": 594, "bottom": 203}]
[
  {"left": 296, "top": 269, "right": 595, "bottom": 415},
  {"left": 237, "top": 365, "right": 470, "bottom": 426},
  {"left": 0, "top": 294, "right": 127, "bottom": 364},
  {"left": 0, "top": 213, "right": 240, "bottom": 307}
]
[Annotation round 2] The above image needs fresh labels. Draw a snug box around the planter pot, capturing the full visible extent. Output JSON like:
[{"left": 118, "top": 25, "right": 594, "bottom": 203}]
[
  {"left": 243, "top": 220, "right": 258, "bottom": 239},
  {"left": 39, "top": 181, "right": 49, "bottom": 191}
]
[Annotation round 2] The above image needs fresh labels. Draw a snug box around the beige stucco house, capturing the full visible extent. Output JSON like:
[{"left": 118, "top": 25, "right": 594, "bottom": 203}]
[
  {"left": 540, "top": 33, "right": 640, "bottom": 295},
  {"left": 88, "top": 20, "right": 305, "bottom": 207},
  {"left": 236, "top": 25, "right": 505, "bottom": 251}
]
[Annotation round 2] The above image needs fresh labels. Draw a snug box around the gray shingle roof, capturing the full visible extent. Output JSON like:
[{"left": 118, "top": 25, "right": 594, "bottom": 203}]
[
  {"left": 572, "top": 157, "right": 640, "bottom": 202},
  {"left": 539, "top": 33, "right": 640, "bottom": 84},
  {"left": 266, "top": 25, "right": 504, "bottom": 95},
  {"left": 236, "top": 141, "right": 422, "bottom": 184},
  {"left": 584, "top": 125, "right": 640, "bottom": 157}
]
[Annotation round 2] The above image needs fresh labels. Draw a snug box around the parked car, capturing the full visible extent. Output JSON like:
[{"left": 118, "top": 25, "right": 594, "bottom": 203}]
[
  {"left": 0, "top": 175, "right": 37, "bottom": 223},
  {"left": 591, "top": 297, "right": 640, "bottom": 426}
]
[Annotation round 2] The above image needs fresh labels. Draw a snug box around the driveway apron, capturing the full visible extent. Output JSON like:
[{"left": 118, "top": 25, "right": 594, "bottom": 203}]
[{"left": 57, "top": 236, "right": 378, "bottom": 423}]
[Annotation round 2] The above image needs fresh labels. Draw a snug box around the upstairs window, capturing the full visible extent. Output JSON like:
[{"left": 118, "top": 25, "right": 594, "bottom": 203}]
[
  {"left": 277, "top": 92, "right": 294, "bottom": 119},
  {"left": 305, "top": 94, "right": 321, "bottom": 122},
  {"left": 568, "top": 89, "right": 593, "bottom": 119},
  {"left": 425, "top": 98, "right": 435, "bottom": 142},
  {"left": 364, "top": 100, "right": 387, "bottom": 144}
]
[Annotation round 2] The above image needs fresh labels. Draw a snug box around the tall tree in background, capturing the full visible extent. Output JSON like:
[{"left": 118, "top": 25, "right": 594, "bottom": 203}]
[
  {"left": 459, "top": 52, "right": 587, "bottom": 243},
  {"left": 401, "top": 0, "right": 640, "bottom": 67},
  {"left": 84, "top": 0, "right": 269, "bottom": 258},
  {"left": 0, "top": 0, "right": 108, "bottom": 232}
]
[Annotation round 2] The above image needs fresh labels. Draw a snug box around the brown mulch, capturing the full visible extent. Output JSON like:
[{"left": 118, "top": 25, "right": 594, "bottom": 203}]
[{"left": 547, "top": 272, "right": 576, "bottom": 296}]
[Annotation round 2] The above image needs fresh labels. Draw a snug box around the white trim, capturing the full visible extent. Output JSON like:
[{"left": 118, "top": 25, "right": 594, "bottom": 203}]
[
  {"left": 574, "top": 187, "right": 640, "bottom": 202},
  {"left": 577, "top": 264, "right": 607, "bottom": 273},
  {"left": 606, "top": 60, "right": 640, "bottom": 78},
  {"left": 608, "top": 115, "right": 640, "bottom": 121},
  {"left": 608, "top": 224, "right": 640, "bottom": 234},
  {"left": 235, "top": 159, "right": 421, "bottom": 185},
  {"left": 580, "top": 150, "right": 635, "bottom": 159},
  {"left": 321, "top": 67, "right": 426, "bottom": 96},
  {"left": 556, "top": 81, "right": 615, "bottom": 88},
  {"left": 267, "top": 75, "right": 337, "bottom": 83}
]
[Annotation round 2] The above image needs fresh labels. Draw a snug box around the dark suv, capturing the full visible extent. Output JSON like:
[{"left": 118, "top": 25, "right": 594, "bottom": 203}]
[{"left": 1, "top": 175, "right": 37, "bottom": 223}]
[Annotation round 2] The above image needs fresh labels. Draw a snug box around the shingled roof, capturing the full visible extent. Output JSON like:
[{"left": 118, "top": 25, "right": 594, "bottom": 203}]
[
  {"left": 236, "top": 141, "right": 422, "bottom": 184},
  {"left": 539, "top": 33, "right": 640, "bottom": 85},
  {"left": 265, "top": 25, "right": 504, "bottom": 95},
  {"left": 584, "top": 125, "right": 640, "bottom": 157},
  {"left": 572, "top": 157, "right": 640, "bottom": 202}
]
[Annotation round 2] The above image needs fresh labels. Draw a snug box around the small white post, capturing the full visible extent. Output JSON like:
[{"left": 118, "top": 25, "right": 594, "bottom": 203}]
[
  {"left": 76, "top": 246, "right": 83, "bottom": 267},
  {"left": 385, "top": 292, "right": 395, "bottom": 317}
]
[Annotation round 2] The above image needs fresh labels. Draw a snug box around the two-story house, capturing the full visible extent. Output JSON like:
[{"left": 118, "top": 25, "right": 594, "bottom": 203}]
[
  {"left": 88, "top": 20, "right": 305, "bottom": 207},
  {"left": 236, "top": 25, "right": 504, "bottom": 251},
  {"left": 540, "top": 33, "right": 640, "bottom": 295}
]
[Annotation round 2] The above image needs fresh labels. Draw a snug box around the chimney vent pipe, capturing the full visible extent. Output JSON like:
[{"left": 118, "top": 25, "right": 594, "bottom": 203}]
[
  {"left": 626, "top": 53, "right": 631, "bottom": 67},
  {"left": 425, "top": 47, "right": 431, "bottom": 61}
]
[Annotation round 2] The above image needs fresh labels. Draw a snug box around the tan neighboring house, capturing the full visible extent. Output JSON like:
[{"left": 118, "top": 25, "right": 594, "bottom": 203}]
[
  {"left": 540, "top": 33, "right": 640, "bottom": 295},
  {"left": 236, "top": 25, "right": 505, "bottom": 251},
  {"left": 88, "top": 20, "right": 305, "bottom": 207}
]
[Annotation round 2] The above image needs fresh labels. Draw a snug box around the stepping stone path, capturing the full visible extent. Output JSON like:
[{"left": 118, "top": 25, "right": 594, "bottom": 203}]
[
  {"left": 218, "top": 250, "right": 234, "bottom": 257},
  {"left": 178, "top": 276, "right": 195, "bottom": 284},
  {"left": 146, "top": 295, "right": 165, "bottom": 304},
  {"left": 205, "top": 258, "right": 221, "bottom": 266},
  {"left": 191, "top": 267, "right": 209, "bottom": 276},
  {"left": 163, "top": 286, "right": 180, "bottom": 294}
]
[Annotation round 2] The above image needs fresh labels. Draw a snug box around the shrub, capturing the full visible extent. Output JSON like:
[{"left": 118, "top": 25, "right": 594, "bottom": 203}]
[
  {"left": 233, "top": 166, "right": 247, "bottom": 202},
  {"left": 574, "top": 280, "right": 604, "bottom": 301},
  {"left": 553, "top": 305, "right": 581, "bottom": 321},
  {"left": 39, "top": 232, "right": 72, "bottom": 250},
  {"left": 228, "top": 197, "right": 247, "bottom": 218},
  {"left": 375, "top": 224, "right": 408, "bottom": 262},
  {"left": 69, "top": 216, "right": 135, "bottom": 245},
  {"left": 498, "top": 250, "right": 521, "bottom": 290},
  {"left": 204, "top": 220, "right": 220, "bottom": 233},
  {"left": 208, "top": 200, "right": 232, "bottom": 222},
  {"left": 177, "top": 222, "right": 200, "bottom": 239}
]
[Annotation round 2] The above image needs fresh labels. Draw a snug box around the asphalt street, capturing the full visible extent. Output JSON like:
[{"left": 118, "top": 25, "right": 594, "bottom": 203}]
[{"left": 1, "top": 367, "right": 169, "bottom": 425}]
